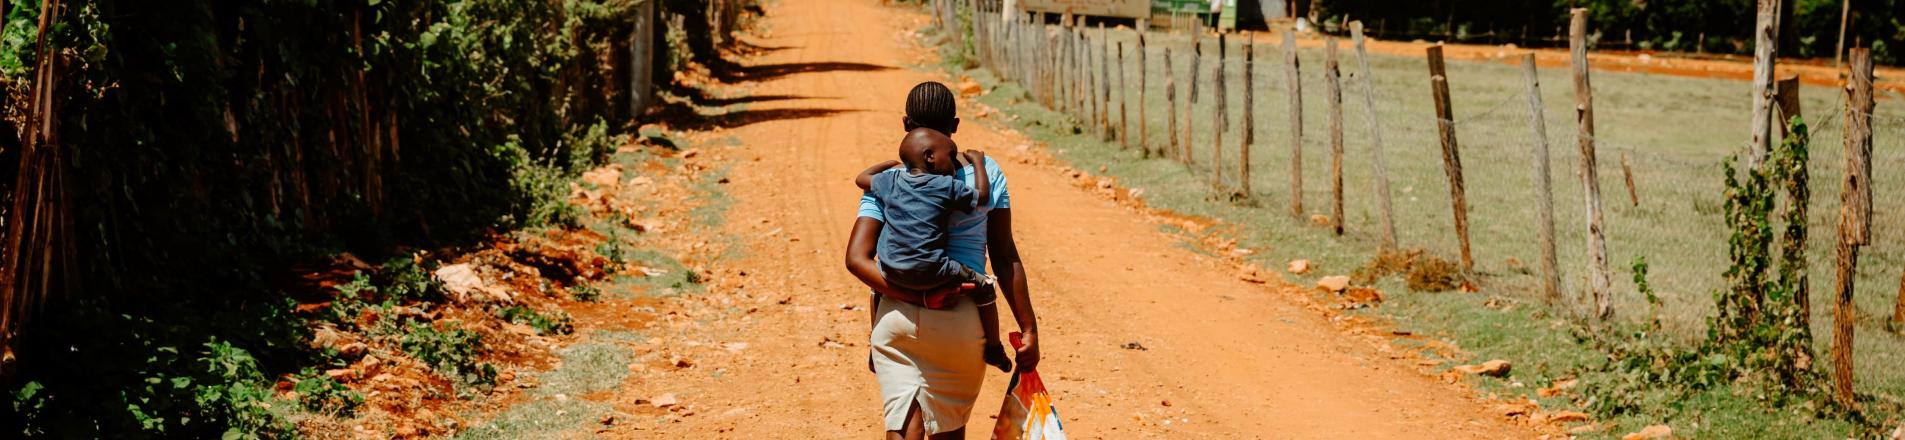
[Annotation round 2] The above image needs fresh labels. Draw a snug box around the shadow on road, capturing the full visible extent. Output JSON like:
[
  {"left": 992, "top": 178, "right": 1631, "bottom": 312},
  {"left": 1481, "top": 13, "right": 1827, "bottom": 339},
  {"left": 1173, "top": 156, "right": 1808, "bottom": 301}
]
[
  {"left": 647, "top": 101, "right": 859, "bottom": 131},
  {"left": 715, "top": 61, "right": 894, "bottom": 82}
]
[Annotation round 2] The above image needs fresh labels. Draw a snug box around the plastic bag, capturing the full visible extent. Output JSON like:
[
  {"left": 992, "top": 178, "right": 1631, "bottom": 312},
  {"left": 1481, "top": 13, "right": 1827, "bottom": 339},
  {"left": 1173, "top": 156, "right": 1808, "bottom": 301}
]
[{"left": 991, "top": 333, "right": 1067, "bottom": 440}]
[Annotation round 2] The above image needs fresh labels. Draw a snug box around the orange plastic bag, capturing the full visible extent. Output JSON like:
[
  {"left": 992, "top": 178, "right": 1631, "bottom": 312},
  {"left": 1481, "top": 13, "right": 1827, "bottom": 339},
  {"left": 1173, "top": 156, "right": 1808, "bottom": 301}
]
[{"left": 991, "top": 333, "right": 1068, "bottom": 440}]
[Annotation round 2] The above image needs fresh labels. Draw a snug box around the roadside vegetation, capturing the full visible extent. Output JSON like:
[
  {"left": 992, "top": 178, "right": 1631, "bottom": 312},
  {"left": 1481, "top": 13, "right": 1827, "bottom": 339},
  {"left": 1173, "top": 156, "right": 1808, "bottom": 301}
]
[{"left": 0, "top": 0, "right": 749, "bottom": 437}]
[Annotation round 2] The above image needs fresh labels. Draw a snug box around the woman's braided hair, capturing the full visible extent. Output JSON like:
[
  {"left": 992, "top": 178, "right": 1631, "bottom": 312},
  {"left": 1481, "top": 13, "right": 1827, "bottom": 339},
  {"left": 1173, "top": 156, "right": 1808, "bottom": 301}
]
[{"left": 905, "top": 81, "right": 957, "bottom": 132}]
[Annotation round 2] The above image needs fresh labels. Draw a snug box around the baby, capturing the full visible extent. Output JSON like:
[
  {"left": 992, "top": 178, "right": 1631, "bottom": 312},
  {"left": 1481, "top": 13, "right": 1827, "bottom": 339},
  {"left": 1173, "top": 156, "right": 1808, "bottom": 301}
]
[{"left": 855, "top": 127, "right": 1011, "bottom": 372}]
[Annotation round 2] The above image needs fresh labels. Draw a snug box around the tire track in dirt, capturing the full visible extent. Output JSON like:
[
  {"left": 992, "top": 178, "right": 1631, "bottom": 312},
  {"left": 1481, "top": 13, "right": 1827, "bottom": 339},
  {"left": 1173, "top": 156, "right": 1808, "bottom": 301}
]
[{"left": 597, "top": 0, "right": 1561, "bottom": 438}]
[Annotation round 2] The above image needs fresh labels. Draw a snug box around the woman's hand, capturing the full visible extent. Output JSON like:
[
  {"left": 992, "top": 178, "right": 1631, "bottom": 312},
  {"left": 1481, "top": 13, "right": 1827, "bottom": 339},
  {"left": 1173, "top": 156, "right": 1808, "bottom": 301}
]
[{"left": 1014, "top": 331, "right": 1040, "bottom": 372}]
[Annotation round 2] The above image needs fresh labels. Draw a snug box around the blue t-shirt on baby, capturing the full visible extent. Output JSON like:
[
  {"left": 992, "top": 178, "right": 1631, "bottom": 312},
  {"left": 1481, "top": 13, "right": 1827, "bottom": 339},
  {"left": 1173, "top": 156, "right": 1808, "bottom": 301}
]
[
  {"left": 868, "top": 170, "right": 977, "bottom": 290},
  {"left": 859, "top": 157, "right": 1009, "bottom": 275}
]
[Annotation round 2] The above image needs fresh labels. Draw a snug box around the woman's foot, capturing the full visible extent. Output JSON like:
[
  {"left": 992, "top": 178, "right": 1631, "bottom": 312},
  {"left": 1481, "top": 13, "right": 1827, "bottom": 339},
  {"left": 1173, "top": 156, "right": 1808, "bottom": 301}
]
[{"left": 983, "top": 342, "right": 1013, "bottom": 373}]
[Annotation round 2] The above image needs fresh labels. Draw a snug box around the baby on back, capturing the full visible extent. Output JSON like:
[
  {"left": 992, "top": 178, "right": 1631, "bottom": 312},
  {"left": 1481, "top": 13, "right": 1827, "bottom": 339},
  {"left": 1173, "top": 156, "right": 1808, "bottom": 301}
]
[{"left": 854, "top": 127, "right": 1010, "bottom": 372}]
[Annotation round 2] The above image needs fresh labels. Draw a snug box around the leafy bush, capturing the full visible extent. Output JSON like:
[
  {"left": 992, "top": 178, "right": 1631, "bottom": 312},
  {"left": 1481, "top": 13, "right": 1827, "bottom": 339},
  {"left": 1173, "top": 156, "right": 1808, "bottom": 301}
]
[
  {"left": 1580, "top": 118, "right": 1821, "bottom": 417},
  {"left": 498, "top": 305, "right": 576, "bottom": 335},
  {"left": 400, "top": 322, "right": 495, "bottom": 387},
  {"left": 569, "top": 284, "right": 603, "bottom": 302},
  {"left": 290, "top": 368, "right": 363, "bottom": 417},
  {"left": 378, "top": 257, "right": 445, "bottom": 304},
  {"left": 509, "top": 152, "right": 584, "bottom": 229}
]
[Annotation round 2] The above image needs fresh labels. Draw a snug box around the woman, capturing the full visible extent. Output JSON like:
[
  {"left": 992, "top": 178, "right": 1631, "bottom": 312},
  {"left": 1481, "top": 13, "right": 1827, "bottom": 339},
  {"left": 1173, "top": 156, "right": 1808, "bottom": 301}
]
[{"left": 844, "top": 82, "right": 1041, "bottom": 440}]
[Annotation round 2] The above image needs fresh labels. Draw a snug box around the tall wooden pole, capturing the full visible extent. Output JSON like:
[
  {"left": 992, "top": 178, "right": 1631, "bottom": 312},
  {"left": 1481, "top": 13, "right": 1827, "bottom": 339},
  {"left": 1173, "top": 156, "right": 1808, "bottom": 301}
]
[
  {"left": 1101, "top": 23, "right": 1112, "bottom": 140},
  {"left": 1214, "top": 34, "right": 1228, "bottom": 187},
  {"left": 1241, "top": 35, "right": 1254, "bottom": 196},
  {"left": 1139, "top": 33, "right": 1150, "bottom": 156},
  {"left": 1043, "top": 24, "right": 1055, "bottom": 107},
  {"left": 1775, "top": 74, "right": 1809, "bottom": 322},
  {"left": 1186, "top": 36, "right": 1200, "bottom": 165},
  {"left": 1351, "top": 21, "right": 1397, "bottom": 248},
  {"left": 1832, "top": 48, "right": 1874, "bottom": 406},
  {"left": 1748, "top": 0, "right": 1780, "bottom": 167},
  {"left": 1167, "top": 47, "right": 1180, "bottom": 162},
  {"left": 1426, "top": 45, "right": 1473, "bottom": 273},
  {"left": 1325, "top": 36, "right": 1344, "bottom": 235},
  {"left": 1284, "top": 28, "right": 1304, "bottom": 217},
  {"left": 1118, "top": 40, "right": 1129, "bottom": 150},
  {"left": 1522, "top": 54, "right": 1561, "bottom": 307},
  {"left": 1571, "top": 9, "right": 1612, "bottom": 320}
]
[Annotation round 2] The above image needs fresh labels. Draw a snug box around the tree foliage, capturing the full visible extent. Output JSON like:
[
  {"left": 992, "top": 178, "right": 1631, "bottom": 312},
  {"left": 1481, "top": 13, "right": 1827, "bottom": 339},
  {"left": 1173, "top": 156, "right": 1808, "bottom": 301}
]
[{"left": 0, "top": 0, "right": 670, "bottom": 436}]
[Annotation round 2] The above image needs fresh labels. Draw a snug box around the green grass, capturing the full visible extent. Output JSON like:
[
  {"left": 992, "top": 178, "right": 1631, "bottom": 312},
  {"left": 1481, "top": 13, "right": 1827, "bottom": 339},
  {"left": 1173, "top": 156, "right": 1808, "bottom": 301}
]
[
  {"left": 453, "top": 331, "right": 637, "bottom": 440},
  {"left": 689, "top": 166, "right": 735, "bottom": 228},
  {"left": 957, "top": 22, "right": 1905, "bottom": 436},
  {"left": 574, "top": 133, "right": 734, "bottom": 299}
]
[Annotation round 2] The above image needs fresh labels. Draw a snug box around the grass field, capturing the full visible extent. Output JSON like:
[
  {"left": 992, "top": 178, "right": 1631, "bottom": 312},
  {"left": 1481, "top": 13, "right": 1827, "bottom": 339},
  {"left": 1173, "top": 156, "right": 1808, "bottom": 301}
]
[{"left": 957, "top": 19, "right": 1905, "bottom": 436}]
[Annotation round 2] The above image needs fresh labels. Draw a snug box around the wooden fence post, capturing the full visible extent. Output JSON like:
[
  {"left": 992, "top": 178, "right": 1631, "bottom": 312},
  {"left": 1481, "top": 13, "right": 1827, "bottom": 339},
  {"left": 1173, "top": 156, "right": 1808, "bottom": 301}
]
[
  {"left": 1186, "top": 37, "right": 1200, "bottom": 165},
  {"left": 1284, "top": 29, "right": 1304, "bottom": 217},
  {"left": 1571, "top": 9, "right": 1612, "bottom": 320},
  {"left": 1139, "top": 33, "right": 1150, "bottom": 156},
  {"left": 1058, "top": 18, "right": 1068, "bottom": 114},
  {"left": 1351, "top": 21, "right": 1398, "bottom": 247},
  {"left": 1522, "top": 54, "right": 1561, "bottom": 306},
  {"left": 1776, "top": 75, "right": 1803, "bottom": 138},
  {"left": 1748, "top": 0, "right": 1780, "bottom": 167},
  {"left": 1832, "top": 47, "right": 1874, "bottom": 406},
  {"left": 1241, "top": 35, "right": 1254, "bottom": 196},
  {"left": 1620, "top": 153, "right": 1638, "bottom": 207},
  {"left": 1167, "top": 47, "right": 1180, "bottom": 162},
  {"left": 1426, "top": 45, "right": 1473, "bottom": 273},
  {"left": 1101, "top": 23, "right": 1112, "bottom": 140},
  {"left": 1118, "top": 40, "right": 1129, "bottom": 150},
  {"left": 1895, "top": 269, "right": 1905, "bottom": 329},
  {"left": 1082, "top": 25, "right": 1093, "bottom": 127},
  {"left": 1214, "top": 34, "right": 1228, "bottom": 188},
  {"left": 1068, "top": 17, "right": 1078, "bottom": 116},
  {"left": 1044, "top": 24, "right": 1055, "bottom": 107},
  {"left": 1059, "top": 16, "right": 1074, "bottom": 116},
  {"left": 1326, "top": 36, "right": 1344, "bottom": 235}
]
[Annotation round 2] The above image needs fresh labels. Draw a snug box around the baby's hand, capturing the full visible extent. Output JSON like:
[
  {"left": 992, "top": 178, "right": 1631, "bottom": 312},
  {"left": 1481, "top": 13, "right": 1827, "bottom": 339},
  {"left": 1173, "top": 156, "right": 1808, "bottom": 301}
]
[{"left": 961, "top": 150, "right": 986, "bottom": 165}]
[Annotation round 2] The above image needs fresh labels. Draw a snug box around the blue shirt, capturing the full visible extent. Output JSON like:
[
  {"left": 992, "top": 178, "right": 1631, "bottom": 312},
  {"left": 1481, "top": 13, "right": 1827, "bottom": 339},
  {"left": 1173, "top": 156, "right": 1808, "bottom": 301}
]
[
  {"left": 859, "top": 156, "right": 1010, "bottom": 274},
  {"left": 867, "top": 171, "right": 975, "bottom": 282}
]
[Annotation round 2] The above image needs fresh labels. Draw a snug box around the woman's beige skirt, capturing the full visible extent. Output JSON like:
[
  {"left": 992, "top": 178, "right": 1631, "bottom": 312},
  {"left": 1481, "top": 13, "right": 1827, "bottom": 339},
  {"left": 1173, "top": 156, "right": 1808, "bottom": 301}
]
[{"left": 871, "top": 295, "right": 986, "bottom": 434}]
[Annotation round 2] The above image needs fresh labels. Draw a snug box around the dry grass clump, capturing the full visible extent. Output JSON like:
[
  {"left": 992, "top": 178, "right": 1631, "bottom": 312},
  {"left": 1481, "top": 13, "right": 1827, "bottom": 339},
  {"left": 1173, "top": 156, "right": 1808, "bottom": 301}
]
[{"left": 1351, "top": 248, "right": 1466, "bottom": 292}]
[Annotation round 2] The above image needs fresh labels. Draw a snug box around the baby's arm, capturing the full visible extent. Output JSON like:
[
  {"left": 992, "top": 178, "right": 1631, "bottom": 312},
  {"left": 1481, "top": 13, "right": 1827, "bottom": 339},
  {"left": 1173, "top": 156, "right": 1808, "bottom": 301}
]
[
  {"left": 855, "top": 160, "right": 901, "bottom": 190},
  {"left": 962, "top": 150, "right": 989, "bottom": 208}
]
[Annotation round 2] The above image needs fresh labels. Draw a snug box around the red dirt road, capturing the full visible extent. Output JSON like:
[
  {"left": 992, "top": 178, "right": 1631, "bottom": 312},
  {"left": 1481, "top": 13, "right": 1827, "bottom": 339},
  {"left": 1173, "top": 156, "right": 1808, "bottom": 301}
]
[{"left": 599, "top": 0, "right": 1563, "bottom": 438}]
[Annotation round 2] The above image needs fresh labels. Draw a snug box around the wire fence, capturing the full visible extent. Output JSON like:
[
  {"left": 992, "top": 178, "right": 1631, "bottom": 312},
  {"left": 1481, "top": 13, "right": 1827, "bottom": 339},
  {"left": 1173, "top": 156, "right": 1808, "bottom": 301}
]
[{"left": 955, "top": 0, "right": 1905, "bottom": 398}]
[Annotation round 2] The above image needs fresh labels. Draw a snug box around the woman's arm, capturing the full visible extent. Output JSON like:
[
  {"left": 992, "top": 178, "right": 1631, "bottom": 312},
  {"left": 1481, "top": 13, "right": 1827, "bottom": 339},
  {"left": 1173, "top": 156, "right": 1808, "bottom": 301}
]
[
  {"left": 845, "top": 217, "right": 927, "bottom": 304},
  {"left": 986, "top": 208, "right": 1040, "bottom": 371}
]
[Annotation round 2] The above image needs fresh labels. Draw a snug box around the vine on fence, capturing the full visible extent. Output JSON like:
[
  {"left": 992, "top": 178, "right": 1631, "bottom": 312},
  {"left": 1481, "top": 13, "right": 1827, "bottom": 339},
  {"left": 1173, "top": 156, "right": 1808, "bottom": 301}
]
[{"left": 1583, "top": 118, "right": 1819, "bottom": 416}]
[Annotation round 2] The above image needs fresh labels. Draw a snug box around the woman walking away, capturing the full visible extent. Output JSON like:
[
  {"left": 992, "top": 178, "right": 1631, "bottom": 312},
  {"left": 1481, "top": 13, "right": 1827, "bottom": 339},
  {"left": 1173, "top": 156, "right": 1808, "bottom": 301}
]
[{"left": 844, "top": 81, "right": 1043, "bottom": 440}]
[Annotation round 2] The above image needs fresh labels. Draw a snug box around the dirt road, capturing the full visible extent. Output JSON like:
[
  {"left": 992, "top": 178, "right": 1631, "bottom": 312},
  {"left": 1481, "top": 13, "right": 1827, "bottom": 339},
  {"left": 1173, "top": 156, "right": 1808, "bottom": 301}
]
[{"left": 598, "top": 0, "right": 1556, "bottom": 438}]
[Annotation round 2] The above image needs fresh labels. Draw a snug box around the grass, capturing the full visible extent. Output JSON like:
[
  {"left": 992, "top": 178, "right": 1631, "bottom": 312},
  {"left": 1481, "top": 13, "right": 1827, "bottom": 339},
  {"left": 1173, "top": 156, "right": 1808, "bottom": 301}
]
[
  {"left": 452, "top": 331, "right": 637, "bottom": 440},
  {"left": 949, "top": 20, "right": 1905, "bottom": 436},
  {"left": 575, "top": 133, "right": 732, "bottom": 299}
]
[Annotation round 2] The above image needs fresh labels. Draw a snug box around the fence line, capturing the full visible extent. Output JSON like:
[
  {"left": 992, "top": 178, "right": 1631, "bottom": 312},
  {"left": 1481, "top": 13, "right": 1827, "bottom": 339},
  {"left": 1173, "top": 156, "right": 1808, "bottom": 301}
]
[{"left": 952, "top": 2, "right": 1905, "bottom": 399}]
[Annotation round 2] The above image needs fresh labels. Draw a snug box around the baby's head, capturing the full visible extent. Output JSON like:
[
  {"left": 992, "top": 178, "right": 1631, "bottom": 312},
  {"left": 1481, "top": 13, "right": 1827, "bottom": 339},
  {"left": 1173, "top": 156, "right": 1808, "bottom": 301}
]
[{"left": 898, "top": 127, "right": 959, "bottom": 175}]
